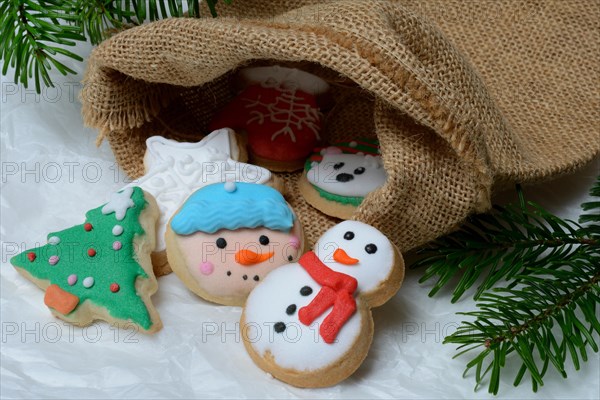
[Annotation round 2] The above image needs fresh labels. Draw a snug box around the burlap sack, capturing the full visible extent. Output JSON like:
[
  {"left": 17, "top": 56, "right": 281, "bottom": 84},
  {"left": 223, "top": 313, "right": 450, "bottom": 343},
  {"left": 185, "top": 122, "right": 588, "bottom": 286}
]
[{"left": 81, "top": 0, "right": 599, "bottom": 252}]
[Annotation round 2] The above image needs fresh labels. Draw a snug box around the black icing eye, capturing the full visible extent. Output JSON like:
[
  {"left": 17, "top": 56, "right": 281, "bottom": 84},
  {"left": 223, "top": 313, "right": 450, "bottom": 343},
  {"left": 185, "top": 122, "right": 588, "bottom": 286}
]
[
  {"left": 365, "top": 243, "right": 378, "bottom": 254},
  {"left": 216, "top": 238, "right": 227, "bottom": 249},
  {"left": 354, "top": 167, "right": 366, "bottom": 175},
  {"left": 344, "top": 231, "right": 355, "bottom": 240},
  {"left": 333, "top": 162, "right": 345, "bottom": 170},
  {"left": 274, "top": 322, "right": 286, "bottom": 333},
  {"left": 286, "top": 304, "right": 297, "bottom": 315},
  {"left": 288, "top": 255, "right": 293, "bottom": 261},
  {"left": 259, "top": 235, "right": 270, "bottom": 245},
  {"left": 300, "top": 286, "right": 313, "bottom": 296}
]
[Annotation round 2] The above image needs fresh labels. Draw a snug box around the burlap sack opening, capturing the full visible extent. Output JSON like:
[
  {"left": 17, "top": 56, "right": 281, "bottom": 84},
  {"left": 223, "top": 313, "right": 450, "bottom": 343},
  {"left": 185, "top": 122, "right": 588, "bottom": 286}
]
[{"left": 81, "top": 0, "right": 599, "bottom": 252}]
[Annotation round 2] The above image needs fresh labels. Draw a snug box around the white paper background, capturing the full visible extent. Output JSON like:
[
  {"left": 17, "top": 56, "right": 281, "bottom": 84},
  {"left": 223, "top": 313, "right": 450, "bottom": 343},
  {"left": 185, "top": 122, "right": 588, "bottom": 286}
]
[{"left": 1, "top": 41, "right": 598, "bottom": 399}]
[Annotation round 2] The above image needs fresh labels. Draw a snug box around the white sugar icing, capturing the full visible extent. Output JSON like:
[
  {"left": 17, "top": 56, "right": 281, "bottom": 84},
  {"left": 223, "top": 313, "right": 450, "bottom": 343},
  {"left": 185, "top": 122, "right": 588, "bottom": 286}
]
[
  {"left": 306, "top": 153, "right": 387, "bottom": 197},
  {"left": 239, "top": 66, "right": 330, "bottom": 96},
  {"left": 124, "top": 129, "right": 272, "bottom": 251},
  {"left": 101, "top": 187, "right": 134, "bottom": 221}
]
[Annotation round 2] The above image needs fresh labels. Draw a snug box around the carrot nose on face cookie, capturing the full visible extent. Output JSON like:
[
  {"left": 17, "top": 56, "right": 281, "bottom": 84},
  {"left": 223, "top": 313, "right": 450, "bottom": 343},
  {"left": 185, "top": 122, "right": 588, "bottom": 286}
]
[{"left": 235, "top": 250, "right": 275, "bottom": 266}]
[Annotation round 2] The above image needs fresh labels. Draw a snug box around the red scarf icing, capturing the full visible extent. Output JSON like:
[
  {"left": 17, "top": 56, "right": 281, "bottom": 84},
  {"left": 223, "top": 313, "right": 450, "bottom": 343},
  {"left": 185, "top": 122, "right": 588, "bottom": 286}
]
[{"left": 298, "top": 251, "right": 358, "bottom": 344}]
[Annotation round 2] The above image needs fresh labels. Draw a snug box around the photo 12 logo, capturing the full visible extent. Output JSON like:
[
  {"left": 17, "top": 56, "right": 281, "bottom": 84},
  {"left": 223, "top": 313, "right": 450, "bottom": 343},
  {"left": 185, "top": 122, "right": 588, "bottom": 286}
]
[{"left": 1, "top": 321, "right": 140, "bottom": 344}]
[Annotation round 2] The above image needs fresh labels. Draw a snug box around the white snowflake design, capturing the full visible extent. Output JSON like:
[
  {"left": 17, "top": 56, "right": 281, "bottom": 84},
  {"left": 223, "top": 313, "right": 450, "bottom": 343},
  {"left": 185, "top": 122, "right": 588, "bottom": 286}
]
[{"left": 243, "top": 90, "right": 321, "bottom": 143}]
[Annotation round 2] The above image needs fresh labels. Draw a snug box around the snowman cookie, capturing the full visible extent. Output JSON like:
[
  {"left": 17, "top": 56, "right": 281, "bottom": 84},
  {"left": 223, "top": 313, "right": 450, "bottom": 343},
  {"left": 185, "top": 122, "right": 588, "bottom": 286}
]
[
  {"left": 165, "top": 182, "right": 305, "bottom": 306},
  {"left": 10, "top": 187, "right": 163, "bottom": 333},
  {"left": 241, "top": 220, "right": 404, "bottom": 387},
  {"left": 209, "top": 66, "right": 329, "bottom": 171},
  {"left": 299, "top": 139, "right": 387, "bottom": 219},
  {"left": 125, "top": 128, "right": 280, "bottom": 277}
]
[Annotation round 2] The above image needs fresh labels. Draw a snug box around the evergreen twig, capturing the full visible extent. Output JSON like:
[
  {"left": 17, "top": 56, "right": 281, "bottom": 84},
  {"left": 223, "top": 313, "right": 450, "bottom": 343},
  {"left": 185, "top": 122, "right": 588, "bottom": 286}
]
[
  {"left": 0, "top": 0, "right": 229, "bottom": 92},
  {"left": 413, "top": 176, "right": 600, "bottom": 394}
]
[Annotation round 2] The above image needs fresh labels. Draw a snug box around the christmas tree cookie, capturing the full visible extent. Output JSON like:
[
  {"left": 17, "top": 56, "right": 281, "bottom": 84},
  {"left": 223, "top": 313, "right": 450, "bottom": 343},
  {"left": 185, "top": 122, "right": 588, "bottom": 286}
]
[
  {"left": 10, "top": 187, "right": 163, "bottom": 333},
  {"left": 299, "top": 138, "right": 387, "bottom": 219}
]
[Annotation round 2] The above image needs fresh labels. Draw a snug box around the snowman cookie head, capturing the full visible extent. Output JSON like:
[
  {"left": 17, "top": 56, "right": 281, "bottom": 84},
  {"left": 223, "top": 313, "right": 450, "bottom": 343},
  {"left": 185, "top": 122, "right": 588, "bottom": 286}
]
[
  {"left": 314, "top": 220, "right": 397, "bottom": 303},
  {"left": 166, "top": 182, "right": 304, "bottom": 306}
]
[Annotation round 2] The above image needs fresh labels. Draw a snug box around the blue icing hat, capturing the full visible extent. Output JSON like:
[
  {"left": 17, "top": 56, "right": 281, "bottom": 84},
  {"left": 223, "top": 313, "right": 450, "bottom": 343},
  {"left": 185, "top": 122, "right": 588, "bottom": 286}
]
[{"left": 171, "top": 182, "right": 295, "bottom": 235}]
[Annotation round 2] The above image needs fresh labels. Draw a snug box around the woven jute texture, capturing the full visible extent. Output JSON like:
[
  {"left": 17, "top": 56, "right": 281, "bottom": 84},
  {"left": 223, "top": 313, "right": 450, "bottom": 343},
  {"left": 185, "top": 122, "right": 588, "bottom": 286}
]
[{"left": 81, "top": 0, "right": 599, "bottom": 252}]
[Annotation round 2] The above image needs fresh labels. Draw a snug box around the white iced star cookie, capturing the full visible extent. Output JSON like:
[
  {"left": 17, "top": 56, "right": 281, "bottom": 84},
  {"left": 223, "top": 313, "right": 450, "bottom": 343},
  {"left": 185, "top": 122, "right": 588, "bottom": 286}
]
[{"left": 123, "top": 128, "right": 282, "bottom": 276}]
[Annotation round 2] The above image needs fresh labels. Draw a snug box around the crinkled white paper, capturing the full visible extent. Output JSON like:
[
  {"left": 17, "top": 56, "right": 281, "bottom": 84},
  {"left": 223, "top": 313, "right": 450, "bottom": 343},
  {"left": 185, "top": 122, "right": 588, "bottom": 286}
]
[{"left": 1, "top": 42, "right": 598, "bottom": 399}]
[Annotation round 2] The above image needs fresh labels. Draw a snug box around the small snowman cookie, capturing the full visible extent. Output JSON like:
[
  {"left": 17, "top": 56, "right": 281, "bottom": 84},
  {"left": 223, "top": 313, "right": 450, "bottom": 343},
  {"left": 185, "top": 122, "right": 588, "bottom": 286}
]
[
  {"left": 165, "top": 182, "right": 305, "bottom": 306},
  {"left": 299, "top": 138, "right": 387, "bottom": 219},
  {"left": 241, "top": 220, "right": 404, "bottom": 387},
  {"left": 209, "top": 66, "right": 329, "bottom": 171}
]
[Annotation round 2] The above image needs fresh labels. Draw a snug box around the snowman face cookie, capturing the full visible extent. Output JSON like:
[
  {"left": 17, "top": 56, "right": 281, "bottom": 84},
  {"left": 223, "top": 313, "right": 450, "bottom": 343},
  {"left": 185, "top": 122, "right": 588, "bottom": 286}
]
[
  {"left": 241, "top": 221, "right": 405, "bottom": 388},
  {"left": 307, "top": 152, "right": 386, "bottom": 197},
  {"left": 166, "top": 182, "right": 304, "bottom": 306},
  {"left": 171, "top": 226, "right": 303, "bottom": 302},
  {"left": 299, "top": 139, "right": 387, "bottom": 219}
]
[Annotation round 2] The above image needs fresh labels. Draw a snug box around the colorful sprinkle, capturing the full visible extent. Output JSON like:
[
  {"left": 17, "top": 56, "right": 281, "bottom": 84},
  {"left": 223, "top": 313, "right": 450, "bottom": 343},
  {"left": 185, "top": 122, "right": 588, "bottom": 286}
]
[
  {"left": 110, "top": 283, "right": 120, "bottom": 293},
  {"left": 112, "top": 225, "right": 124, "bottom": 236},
  {"left": 67, "top": 274, "right": 78, "bottom": 286},
  {"left": 49, "top": 255, "right": 59, "bottom": 265},
  {"left": 84, "top": 223, "right": 93, "bottom": 231},
  {"left": 27, "top": 252, "right": 36, "bottom": 262},
  {"left": 199, "top": 261, "right": 214, "bottom": 275},
  {"left": 87, "top": 248, "right": 96, "bottom": 257},
  {"left": 48, "top": 236, "right": 60, "bottom": 245},
  {"left": 83, "top": 277, "right": 94, "bottom": 288},
  {"left": 112, "top": 241, "right": 122, "bottom": 251}
]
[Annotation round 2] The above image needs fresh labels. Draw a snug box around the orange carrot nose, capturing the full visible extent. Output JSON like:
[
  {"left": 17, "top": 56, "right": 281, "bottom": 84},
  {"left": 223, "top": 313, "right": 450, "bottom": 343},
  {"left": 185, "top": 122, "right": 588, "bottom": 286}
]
[
  {"left": 333, "top": 248, "right": 359, "bottom": 265},
  {"left": 235, "top": 250, "right": 275, "bottom": 266}
]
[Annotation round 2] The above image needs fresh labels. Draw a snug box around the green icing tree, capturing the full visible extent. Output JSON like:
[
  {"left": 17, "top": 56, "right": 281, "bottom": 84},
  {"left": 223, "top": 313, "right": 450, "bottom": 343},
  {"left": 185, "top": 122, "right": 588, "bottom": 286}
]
[{"left": 11, "top": 187, "right": 157, "bottom": 331}]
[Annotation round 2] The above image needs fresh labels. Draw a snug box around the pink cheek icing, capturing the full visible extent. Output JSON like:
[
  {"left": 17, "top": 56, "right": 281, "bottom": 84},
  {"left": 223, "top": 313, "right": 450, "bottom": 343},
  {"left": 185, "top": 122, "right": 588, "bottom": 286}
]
[
  {"left": 289, "top": 236, "right": 301, "bottom": 250},
  {"left": 199, "top": 261, "right": 214, "bottom": 275}
]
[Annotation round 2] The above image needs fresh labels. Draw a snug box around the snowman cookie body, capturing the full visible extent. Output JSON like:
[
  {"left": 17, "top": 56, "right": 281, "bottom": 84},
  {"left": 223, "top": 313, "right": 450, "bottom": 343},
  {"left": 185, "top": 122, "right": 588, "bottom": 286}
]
[
  {"left": 166, "top": 182, "right": 304, "bottom": 306},
  {"left": 241, "top": 220, "right": 404, "bottom": 387}
]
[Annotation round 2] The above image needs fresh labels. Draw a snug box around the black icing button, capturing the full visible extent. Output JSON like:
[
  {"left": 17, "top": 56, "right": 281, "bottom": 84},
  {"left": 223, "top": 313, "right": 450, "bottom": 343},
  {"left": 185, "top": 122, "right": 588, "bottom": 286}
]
[
  {"left": 300, "top": 286, "right": 313, "bottom": 296},
  {"left": 226, "top": 271, "right": 231, "bottom": 276},
  {"left": 286, "top": 304, "right": 297, "bottom": 315},
  {"left": 274, "top": 322, "right": 286, "bottom": 333}
]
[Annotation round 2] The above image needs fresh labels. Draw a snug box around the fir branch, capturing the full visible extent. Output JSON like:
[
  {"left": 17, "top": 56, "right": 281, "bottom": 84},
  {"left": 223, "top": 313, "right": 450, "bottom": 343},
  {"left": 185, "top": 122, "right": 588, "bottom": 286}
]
[
  {"left": 413, "top": 184, "right": 599, "bottom": 303},
  {"left": 412, "top": 175, "right": 600, "bottom": 394},
  {"left": 0, "top": 0, "right": 229, "bottom": 92},
  {"left": 445, "top": 249, "right": 599, "bottom": 394}
]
